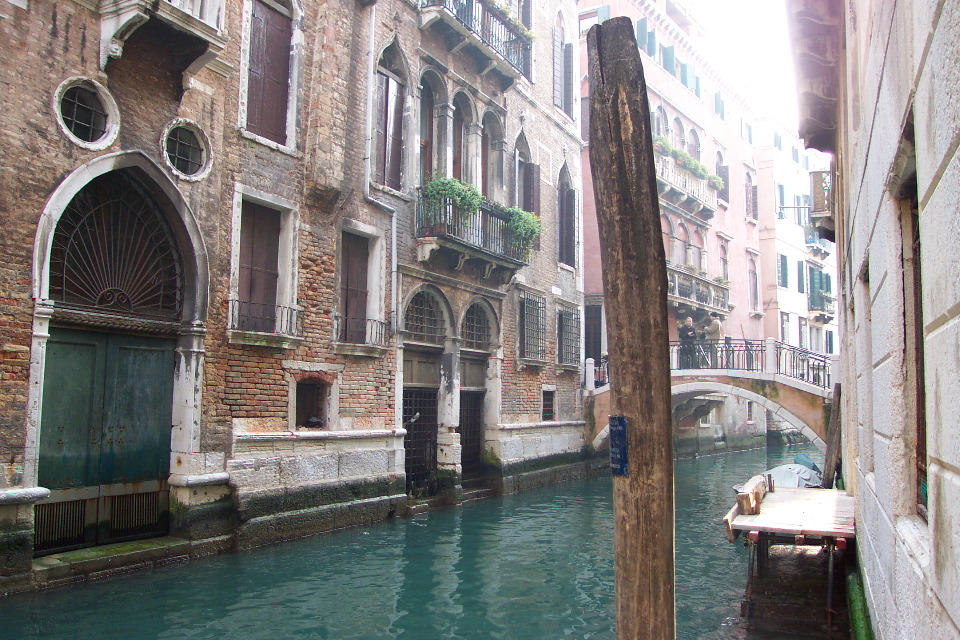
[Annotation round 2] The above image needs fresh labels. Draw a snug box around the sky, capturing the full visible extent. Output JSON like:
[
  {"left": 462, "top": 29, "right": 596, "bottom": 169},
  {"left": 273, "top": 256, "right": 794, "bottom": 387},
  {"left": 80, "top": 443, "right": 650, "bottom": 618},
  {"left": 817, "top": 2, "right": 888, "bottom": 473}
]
[{"left": 681, "top": 0, "right": 800, "bottom": 131}]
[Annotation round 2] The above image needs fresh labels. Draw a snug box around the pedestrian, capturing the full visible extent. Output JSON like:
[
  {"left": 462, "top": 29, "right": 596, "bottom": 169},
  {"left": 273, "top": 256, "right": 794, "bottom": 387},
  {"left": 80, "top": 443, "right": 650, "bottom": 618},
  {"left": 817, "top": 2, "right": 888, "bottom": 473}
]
[
  {"left": 678, "top": 316, "right": 697, "bottom": 368},
  {"left": 702, "top": 312, "right": 723, "bottom": 367}
]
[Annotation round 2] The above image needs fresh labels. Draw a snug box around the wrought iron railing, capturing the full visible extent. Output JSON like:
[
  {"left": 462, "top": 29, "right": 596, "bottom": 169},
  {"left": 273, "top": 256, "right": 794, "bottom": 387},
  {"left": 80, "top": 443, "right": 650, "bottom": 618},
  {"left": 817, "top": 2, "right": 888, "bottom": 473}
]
[
  {"left": 334, "top": 314, "right": 390, "bottom": 347},
  {"left": 419, "top": 0, "right": 531, "bottom": 74},
  {"left": 666, "top": 266, "right": 730, "bottom": 311},
  {"left": 164, "top": 0, "right": 222, "bottom": 29},
  {"left": 808, "top": 291, "right": 837, "bottom": 315},
  {"left": 669, "top": 339, "right": 765, "bottom": 372},
  {"left": 776, "top": 342, "right": 831, "bottom": 388},
  {"left": 654, "top": 154, "right": 719, "bottom": 211},
  {"left": 229, "top": 299, "right": 303, "bottom": 336},
  {"left": 416, "top": 190, "right": 527, "bottom": 263}
]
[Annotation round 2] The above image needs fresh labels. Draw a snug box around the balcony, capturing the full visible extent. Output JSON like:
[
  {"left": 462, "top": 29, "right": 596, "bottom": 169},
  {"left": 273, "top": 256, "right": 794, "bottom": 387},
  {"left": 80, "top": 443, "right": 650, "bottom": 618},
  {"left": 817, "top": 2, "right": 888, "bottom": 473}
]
[
  {"left": 666, "top": 265, "right": 730, "bottom": 316},
  {"left": 419, "top": 0, "right": 531, "bottom": 87},
  {"left": 227, "top": 299, "right": 303, "bottom": 349},
  {"left": 333, "top": 315, "right": 390, "bottom": 357},
  {"left": 808, "top": 169, "right": 835, "bottom": 242},
  {"left": 415, "top": 190, "right": 529, "bottom": 280},
  {"left": 97, "top": 0, "right": 227, "bottom": 76},
  {"left": 804, "top": 224, "right": 832, "bottom": 258},
  {"left": 808, "top": 292, "right": 836, "bottom": 324},
  {"left": 655, "top": 154, "right": 718, "bottom": 219}
]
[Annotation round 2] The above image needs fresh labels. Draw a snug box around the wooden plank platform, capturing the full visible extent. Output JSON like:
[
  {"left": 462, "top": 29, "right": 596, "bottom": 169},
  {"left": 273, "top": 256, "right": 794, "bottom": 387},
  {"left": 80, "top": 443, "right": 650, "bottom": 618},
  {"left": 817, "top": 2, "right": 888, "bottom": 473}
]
[{"left": 730, "top": 487, "right": 855, "bottom": 539}]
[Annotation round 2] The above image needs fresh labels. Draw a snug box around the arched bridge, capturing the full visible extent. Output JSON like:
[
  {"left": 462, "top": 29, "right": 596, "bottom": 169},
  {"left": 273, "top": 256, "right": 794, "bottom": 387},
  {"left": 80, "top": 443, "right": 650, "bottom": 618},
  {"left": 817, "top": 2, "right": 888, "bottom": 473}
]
[{"left": 587, "top": 338, "right": 835, "bottom": 452}]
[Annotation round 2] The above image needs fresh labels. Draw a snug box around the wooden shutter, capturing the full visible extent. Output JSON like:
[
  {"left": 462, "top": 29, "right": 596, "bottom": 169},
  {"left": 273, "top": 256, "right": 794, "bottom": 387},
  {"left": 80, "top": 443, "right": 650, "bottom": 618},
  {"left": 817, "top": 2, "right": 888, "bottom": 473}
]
[
  {"left": 824, "top": 273, "right": 832, "bottom": 294},
  {"left": 718, "top": 165, "right": 729, "bottom": 201},
  {"left": 247, "top": 0, "right": 291, "bottom": 145},
  {"left": 481, "top": 129, "right": 490, "bottom": 197},
  {"left": 563, "top": 43, "right": 574, "bottom": 116},
  {"left": 374, "top": 72, "right": 389, "bottom": 185},
  {"left": 777, "top": 254, "right": 787, "bottom": 287},
  {"left": 662, "top": 45, "right": 675, "bottom": 74},
  {"left": 239, "top": 202, "right": 281, "bottom": 331},
  {"left": 386, "top": 76, "right": 404, "bottom": 190},
  {"left": 521, "top": 0, "right": 531, "bottom": 28},
  {"left": 560, "top": 188, "right": 577, "bottom": 266},
  {"left": 751, "top": 184, "right": 759, "bottom": 218},
  {"left": 341, "top": 233, "right": 369, "bottom": 343},
  {"left": 798, "top": 261, "right": 805, "bottom": 293},
  {"left": 553, "top": 28, "right": 563, "bottom": 108},
  {"left": 635, "top": 17, "right": 647, "bottom": 45},
  {"left": 647, "top": 29, "right": 656, "bottom": 57},
  {"left": 529, "top": 164, "right": 541, "bottom": 250},
  {"left": 452, "top": 108, "right": 464, "bottom": 181}
]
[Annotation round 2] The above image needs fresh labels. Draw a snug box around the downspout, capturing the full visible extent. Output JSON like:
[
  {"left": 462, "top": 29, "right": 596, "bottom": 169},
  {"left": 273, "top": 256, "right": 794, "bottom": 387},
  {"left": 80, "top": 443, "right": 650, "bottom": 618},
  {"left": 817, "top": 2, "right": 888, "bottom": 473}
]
[{"left": 362, "top": 1, "right": 399, "bottom": 336}]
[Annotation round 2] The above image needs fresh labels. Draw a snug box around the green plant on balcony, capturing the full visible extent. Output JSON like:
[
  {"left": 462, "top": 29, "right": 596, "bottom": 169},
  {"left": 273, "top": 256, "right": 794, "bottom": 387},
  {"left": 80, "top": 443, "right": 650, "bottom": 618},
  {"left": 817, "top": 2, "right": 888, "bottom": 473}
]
[
  {"left": 507, "top": 207, "right": 541, "bottom": 260},
  {"left": 652, "top": 135, "right": 725, "bottom": 190},
  {"left": 713, "top": 276, "right": 730, "bottom": 286},
  {"left": 422, "top": 176, "right": 483, "bottom": 225},
  {"left": 707, "top": 175, "right": 725, "bottom": 191},
  {"left": 653, "top": 135, "right": 671, "bottom": 153}
]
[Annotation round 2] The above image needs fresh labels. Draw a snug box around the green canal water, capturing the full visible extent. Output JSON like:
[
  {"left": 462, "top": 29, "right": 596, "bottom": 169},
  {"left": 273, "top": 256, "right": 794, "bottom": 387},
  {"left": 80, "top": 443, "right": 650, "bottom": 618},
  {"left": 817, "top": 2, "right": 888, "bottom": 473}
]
[{"left": 0, "top": 443, "right": 821, "bottom": 640}]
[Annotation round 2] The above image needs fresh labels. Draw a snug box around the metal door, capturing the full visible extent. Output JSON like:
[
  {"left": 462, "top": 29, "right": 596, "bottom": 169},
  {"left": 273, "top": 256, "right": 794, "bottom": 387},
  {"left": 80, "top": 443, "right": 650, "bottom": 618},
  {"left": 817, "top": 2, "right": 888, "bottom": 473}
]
[
  {"left": 35, "top": 328, "right": 175, "bottom": 555},
  {"left": 458, "top": 391, "right": 485, "bottom": 480},
  {"left": 402, "top": 389, "right": 438, "bottom": 495}
]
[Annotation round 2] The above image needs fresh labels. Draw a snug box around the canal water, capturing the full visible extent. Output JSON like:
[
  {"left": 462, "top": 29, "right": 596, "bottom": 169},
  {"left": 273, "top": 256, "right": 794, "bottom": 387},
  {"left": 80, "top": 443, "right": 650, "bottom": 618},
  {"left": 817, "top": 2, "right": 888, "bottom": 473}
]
[{"left": 0, "top": 443, "right": 821, "bottom": 640}]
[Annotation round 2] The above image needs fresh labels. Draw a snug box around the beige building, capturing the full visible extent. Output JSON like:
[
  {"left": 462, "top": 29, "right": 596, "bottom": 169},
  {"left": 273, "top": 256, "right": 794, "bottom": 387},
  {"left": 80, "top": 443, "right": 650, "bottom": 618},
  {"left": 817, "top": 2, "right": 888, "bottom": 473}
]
[{"left": 787, "top": 0, "right": 960, "bottom": 637}]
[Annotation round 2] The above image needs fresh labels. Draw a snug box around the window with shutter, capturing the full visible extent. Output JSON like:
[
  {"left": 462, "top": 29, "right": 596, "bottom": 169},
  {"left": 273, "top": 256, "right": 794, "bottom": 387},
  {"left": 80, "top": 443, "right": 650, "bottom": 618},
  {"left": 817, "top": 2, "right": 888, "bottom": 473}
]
[
  {"left": 798, "top": 261, "right": 805, "bottom": 293},
  {"left": 340, "top": 233, "right": 369, "bottom": 343},
  {"left": 563, "top": 43, "right": 574, "bottom": 117},
  {"left": 636, "top": 17, "right": 647, "bottom": 47},
  {"left": 238, "top": 201, "right": 281, "bottom": 332},
  {"left": 246, "top": 0, "right": 292, "bottom": 145},
  {"left": 452, "top": 101, "right": 465, "bottom": 182},
  {"left": 553, "top": 25, "right": 564, "bottom": 108},
  {"left": 528, "top": 163, "right": 541, "bottom": 250},
  {"left": 662, "top": 46, "right": 675, "bottom": 74},
  {"left": 419, "top": 82, "right": 435, "bottom": 185},
  {"left": 751, "top": 184, "right": 759, "bottom": 219},
  {"left": 647, "top": 29, "right": 657, "bottom": 57},
  {"left": 718, "top": 165, "right": 729, "bottom": 202},
  {"left": 374, "top": 46, "right": 405, "bottom": 190}
]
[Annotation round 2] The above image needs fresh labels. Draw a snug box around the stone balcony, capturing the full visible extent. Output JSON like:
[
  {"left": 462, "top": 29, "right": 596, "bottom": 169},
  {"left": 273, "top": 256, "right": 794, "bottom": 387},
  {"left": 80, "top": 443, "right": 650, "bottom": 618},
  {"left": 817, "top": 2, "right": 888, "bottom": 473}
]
[
  {"left": 666, "top": 264, "right": 730, "bottom": 316},
  {"left": 655, "top": 154, "right": 719, "bottom": 219},
  {"left": 95, "top": 0, "right": 227, "bottom": 76},
  {"left": 419, "top": 0, "right": 532, "bottom": 87}
]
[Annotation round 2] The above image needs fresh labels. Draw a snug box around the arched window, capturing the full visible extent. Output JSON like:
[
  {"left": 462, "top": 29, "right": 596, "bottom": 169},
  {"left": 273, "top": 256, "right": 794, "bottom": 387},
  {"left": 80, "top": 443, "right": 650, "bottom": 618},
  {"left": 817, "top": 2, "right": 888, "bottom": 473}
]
[
  {"left": 748, "top": 258, "right": 759, "bottom": 310},
  {"left": 691, "top": 230, "right": 704, "bottom": 271},
  {"left": 558, "top": 165, "right": 576, "bottom": 267},
  {"left": 554, "top": 15, "right": 573, "bottom": 116},
  {"left": 656, "top": 106, "right": 668, "bottom": 137},
  {"left": 462, "top": 303, "right": 492, "bottom": 349},
  {"left": 481, "top": 112, "right": 503, "bottom": 199},
  {"left": 719, "top": 243, "right": 728, "bottom": 281},
  {"left": 715, "top": 151, "right": 729, "bottom": 201},
  {"left": 419, "top": 81, "right": 435, "bottom": 185},
  {"left": 673, "top": 224, "right": 688, "bottom": 265},
  {"left": 50, "top": 171, "right": 183, "bottom": 319},
  {"left": 671, "top": 117, "right": 685, "bottom": 150},
  {"left": 660, "top": 214, "right": 673, "bottom": 257},
  {"left": 745, "top": 172, "right": 757, "bottom": 219},
  {"left": 688, "top": 129, "right": 701, "bottom": 161},
  {"left": 375, "top": 43, "right": 406, "bottom": 190},
  {"left": 405, "top": 291, "right": 445, "bottom": 343},
  {"left": 451, "top": 94, "right": 470, "bottom": 182}
]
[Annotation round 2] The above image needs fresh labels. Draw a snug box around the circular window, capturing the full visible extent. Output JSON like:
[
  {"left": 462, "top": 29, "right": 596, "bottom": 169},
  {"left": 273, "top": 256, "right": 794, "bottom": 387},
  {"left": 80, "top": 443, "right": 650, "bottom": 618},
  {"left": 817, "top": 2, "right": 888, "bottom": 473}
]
[
  {"left": 60, "top": 86, "right": 107, "bottom": 142},
  {"left": 161, "top": 120, "right": 211, "bottom": 181},
  {"left": 54, "top": 78, "right": 120, "bottom": 150}
]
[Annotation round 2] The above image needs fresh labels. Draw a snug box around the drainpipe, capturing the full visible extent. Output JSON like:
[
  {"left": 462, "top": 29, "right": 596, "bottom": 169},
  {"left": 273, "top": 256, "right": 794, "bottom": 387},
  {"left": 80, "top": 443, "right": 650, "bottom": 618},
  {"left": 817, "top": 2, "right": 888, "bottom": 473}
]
[{"left": 362, "top": 0, "right": 399, "bottom": 335}]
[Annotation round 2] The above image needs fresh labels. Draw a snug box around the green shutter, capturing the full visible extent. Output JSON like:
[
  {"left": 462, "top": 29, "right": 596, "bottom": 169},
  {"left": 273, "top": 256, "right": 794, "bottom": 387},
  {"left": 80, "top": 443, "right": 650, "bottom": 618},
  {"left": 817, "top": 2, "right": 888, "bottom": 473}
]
[
  {"left": 663, "top": 46, "right": 675, "bottom": 74},
  {"left": 636, "top": 17, "right": 647, "bottom": 45},
  {"left": 825, "top": 273, "right": 832, "bottom": 294},
  {"left": 680, "top": 62, "right": 689, "bottom": 85},
  {"left": 647, "top": 29, "right": 657, "bottom": 56},
  {"left": 695, "top": 75, "right": 701, "bottom": 97},
  {"left": 597, "top": 5, "right": 610, "bottom": 22},
  {"left": 798, "top": 261, "right": 805, "bottom": 293},
  {"left": 778, "top": 254, "right": 788, "bottom": 287}
]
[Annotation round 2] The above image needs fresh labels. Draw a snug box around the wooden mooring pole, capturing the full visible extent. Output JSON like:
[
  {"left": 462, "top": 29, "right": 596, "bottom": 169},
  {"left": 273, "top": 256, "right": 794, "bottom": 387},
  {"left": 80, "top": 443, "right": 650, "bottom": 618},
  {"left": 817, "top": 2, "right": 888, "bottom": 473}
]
[{"left": 587, "top": 17, "right": 676, "bottom": 639}]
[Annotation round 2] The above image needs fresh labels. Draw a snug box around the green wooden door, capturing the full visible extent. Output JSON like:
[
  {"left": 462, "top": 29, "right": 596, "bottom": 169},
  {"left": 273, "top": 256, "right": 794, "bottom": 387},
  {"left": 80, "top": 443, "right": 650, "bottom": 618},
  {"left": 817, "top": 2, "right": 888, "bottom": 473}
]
[{"left": 36, "top": 328, "right": 175, "bottom": 553}]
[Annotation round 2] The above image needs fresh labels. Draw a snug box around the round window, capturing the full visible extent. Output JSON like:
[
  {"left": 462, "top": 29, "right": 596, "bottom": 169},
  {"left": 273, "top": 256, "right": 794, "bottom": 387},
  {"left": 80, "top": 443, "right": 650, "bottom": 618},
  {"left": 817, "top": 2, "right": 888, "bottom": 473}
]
[
  {"left": 165, "top": 126, "right": 205, "bottom": 176},
  {"left": 59, "top": 85, "right": 108, "bottom": 143}
]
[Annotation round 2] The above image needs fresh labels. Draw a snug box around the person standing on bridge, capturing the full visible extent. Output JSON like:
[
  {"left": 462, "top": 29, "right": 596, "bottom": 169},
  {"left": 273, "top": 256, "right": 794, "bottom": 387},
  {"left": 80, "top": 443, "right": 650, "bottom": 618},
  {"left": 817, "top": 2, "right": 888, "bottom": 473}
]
[
  {"left": 702, "top": 312, "right": 723, "bottom": 367},
  {"left": 678, "top": 316, "right": 698, "bottom": 368}
]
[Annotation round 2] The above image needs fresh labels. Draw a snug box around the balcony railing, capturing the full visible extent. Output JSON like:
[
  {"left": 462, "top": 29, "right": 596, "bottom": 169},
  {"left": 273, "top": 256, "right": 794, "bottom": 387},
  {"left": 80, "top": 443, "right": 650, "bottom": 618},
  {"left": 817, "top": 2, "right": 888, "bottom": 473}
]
[
  {"left": 419, "top": 0, "right": 531, "bottom": 76},
  {"left": 416, "top": 190, "right": 527, "bottom": 264},
  {"left": 808, "top": 292, "right": 836, "bottom": 316},
  {"left": 654, "top": 154, "right": 719, "bottom": 214},
  {"left": 666, "top": 265, "right": 730, "bottom": 313},
  {"left": 229, "top": 299, "right": 303, "bottom": 336},
  {"left": 164, "top": 0, "right": 222, "bottom": 29},
  {"left": 333, "top": 315, "right": 390, "bottom": 347},
  {"left": 776, "top": 342, "right": 831, "bottom": 388}
]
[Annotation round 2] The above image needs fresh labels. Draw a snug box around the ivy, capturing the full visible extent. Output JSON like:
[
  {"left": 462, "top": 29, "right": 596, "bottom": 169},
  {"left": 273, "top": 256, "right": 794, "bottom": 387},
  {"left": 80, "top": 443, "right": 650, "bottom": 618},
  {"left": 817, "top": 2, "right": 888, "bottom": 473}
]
[{"left": 507, "top": 207, "right": 541, "bottom": 260}]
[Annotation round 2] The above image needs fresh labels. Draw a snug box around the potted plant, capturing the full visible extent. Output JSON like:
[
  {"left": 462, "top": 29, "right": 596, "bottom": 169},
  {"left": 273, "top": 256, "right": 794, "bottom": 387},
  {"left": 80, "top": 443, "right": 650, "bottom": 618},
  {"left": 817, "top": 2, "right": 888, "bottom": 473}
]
[
  {"left": 421, "top": 177, "right": 483, "bottom": 232},
  {"left": 652, "top": 135, "right": 671, "bottom": 155},
  {"left": 707, "top": 175, "right": 725, "bottom": 191},
  {"left": 507, "top": 207, "right": 541, "bottom": 261}
]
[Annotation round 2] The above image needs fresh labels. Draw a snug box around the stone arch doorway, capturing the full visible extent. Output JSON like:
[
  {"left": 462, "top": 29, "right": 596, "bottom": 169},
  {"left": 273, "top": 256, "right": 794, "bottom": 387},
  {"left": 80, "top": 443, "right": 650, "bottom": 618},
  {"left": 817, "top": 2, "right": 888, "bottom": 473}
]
[
  {"left": 458, "top": 300, "right": 496, "bottom": 481},
  {"left": 28, "top": 153, "right": 208, "bottom": 555}
]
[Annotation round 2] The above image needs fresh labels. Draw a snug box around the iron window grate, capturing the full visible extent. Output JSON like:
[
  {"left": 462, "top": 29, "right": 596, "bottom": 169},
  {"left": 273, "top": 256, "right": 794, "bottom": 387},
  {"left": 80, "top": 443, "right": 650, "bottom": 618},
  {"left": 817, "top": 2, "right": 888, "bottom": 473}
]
[
  {"left": 557, "top": 306, "right": 580, "bottom": 365},
  {"left": 542, "top": 389, "right": 555, "bottom": 421},
  {"left": 462, "top": 303, "right": 491, "bottom": 349},
  {"left": 406, "top": 291, "right": 445, "bottom": 343},
  {"left": 519, "top": 291, "right": 546, "bottom": 360},
  {"left": 165, "top": 126, "right": 204, "bottom": 175},
  {"left": 60, "top": 86, "right": 107, "bottom": 142}
]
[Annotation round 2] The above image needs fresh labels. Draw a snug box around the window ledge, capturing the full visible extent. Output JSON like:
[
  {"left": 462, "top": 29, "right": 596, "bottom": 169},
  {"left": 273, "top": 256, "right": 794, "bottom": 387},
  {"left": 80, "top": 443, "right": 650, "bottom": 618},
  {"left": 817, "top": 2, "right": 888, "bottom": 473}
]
[
  {"left": 748, "top": 311, "right": 765, "bottom": 319},
  {"left": 518, "top": 357, "right": 548, "bottom": 369},
  {"left": 228, "top": 329, "right": 303, "bottom": 349},
  {"left": 239, "top": 128, "right": 300, "bottom": 157},
  {"left": 558, "top": 262, "right": 576, "bottom": 274},
  {"left": 370, "top": 182, "right": 413, "bottom": 202},
  {"left": 745, "top": 216, "right": 758, "bottom": 226},
  {"left": 333, "top": 341, "right": 389, "bottom": 358},
  {"left": 556, "top": 363, "right": 580, "bottom": 372}
]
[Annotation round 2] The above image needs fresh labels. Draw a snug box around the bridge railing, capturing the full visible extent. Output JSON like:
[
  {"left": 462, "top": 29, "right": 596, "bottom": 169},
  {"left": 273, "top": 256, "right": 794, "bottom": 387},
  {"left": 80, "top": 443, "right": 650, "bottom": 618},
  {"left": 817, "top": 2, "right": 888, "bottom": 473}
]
[{"left": 585, "top": 338, "right": 832, "bottom": 390}]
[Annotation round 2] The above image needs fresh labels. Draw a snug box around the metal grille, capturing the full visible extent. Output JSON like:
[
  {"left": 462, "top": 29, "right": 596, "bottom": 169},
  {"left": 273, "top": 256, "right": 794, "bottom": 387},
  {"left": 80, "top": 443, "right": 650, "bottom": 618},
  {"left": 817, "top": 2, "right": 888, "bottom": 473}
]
[
  {"left": 405, "top": 291, "right": 445, "bottom": 343},
  {"left": 519, "top": 291, "right": 546, "bottom": 360},
  {"left": 165, "top": 126, "right": 204, "bottom": 175},
  {"left": 34, "top": 499, "right": 88, "bottom": 555},
  {"left": 557, "top": 306, "right": 580, "bottom": 365},
  {"left": 60, "top": 85, "right": 107, "bottom": 142},
  {"left": 458, "top": 391, "right": 485, "bottom": 480},
  {"left": 462, "top": 303, "right": 491, "bottom": 349},
  {"left": 49, "top": 171, "right": 184, "bottom": 319},
  {"left": 403, "top": 389, "right": 439, "bottom": 495},
  {"left": 107, "top": 491, "right": 166, "bottom": 541},
  {"left": 542, "top": 390, "right": 555, "bottom": 421},
  {"left": 229, "top": 298, "right": 303, "bottom": 336}
]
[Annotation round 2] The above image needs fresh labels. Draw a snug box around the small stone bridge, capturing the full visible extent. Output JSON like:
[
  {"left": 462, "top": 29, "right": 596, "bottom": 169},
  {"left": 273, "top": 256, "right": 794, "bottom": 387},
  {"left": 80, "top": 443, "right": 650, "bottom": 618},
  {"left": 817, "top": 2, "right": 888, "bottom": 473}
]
[{"left": 587, "top": 338, "right": 835, "bottom": 452}]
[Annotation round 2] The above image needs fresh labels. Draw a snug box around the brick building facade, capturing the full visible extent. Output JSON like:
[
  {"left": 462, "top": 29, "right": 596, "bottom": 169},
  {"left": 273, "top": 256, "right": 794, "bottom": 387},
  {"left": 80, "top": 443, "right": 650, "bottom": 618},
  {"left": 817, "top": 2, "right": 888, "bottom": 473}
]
[{"left": 0, "top": 0, "right": 584, "bottom": 588}]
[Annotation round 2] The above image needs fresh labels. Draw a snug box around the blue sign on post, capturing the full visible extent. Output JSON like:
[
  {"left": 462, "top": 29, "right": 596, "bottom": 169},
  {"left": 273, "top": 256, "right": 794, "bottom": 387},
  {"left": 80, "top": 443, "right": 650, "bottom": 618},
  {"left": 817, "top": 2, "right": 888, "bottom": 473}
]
[{"left": 609, "top": 415, "right": 628, "bottom": 476}]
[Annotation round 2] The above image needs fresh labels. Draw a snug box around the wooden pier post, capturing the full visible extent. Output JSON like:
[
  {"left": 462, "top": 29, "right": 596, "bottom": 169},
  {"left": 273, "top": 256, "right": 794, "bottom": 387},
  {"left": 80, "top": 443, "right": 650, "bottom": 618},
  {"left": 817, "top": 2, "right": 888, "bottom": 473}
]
[{"left": 587, "top": 17, "right": 676, "bottom": 640}]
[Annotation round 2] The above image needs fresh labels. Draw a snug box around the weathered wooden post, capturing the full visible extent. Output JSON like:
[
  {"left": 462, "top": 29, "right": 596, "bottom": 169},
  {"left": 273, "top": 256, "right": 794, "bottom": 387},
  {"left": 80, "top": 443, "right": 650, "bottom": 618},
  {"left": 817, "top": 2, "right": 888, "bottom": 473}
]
[{"left": 587, "top": 17, "right": 675, "bottom": 639}]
